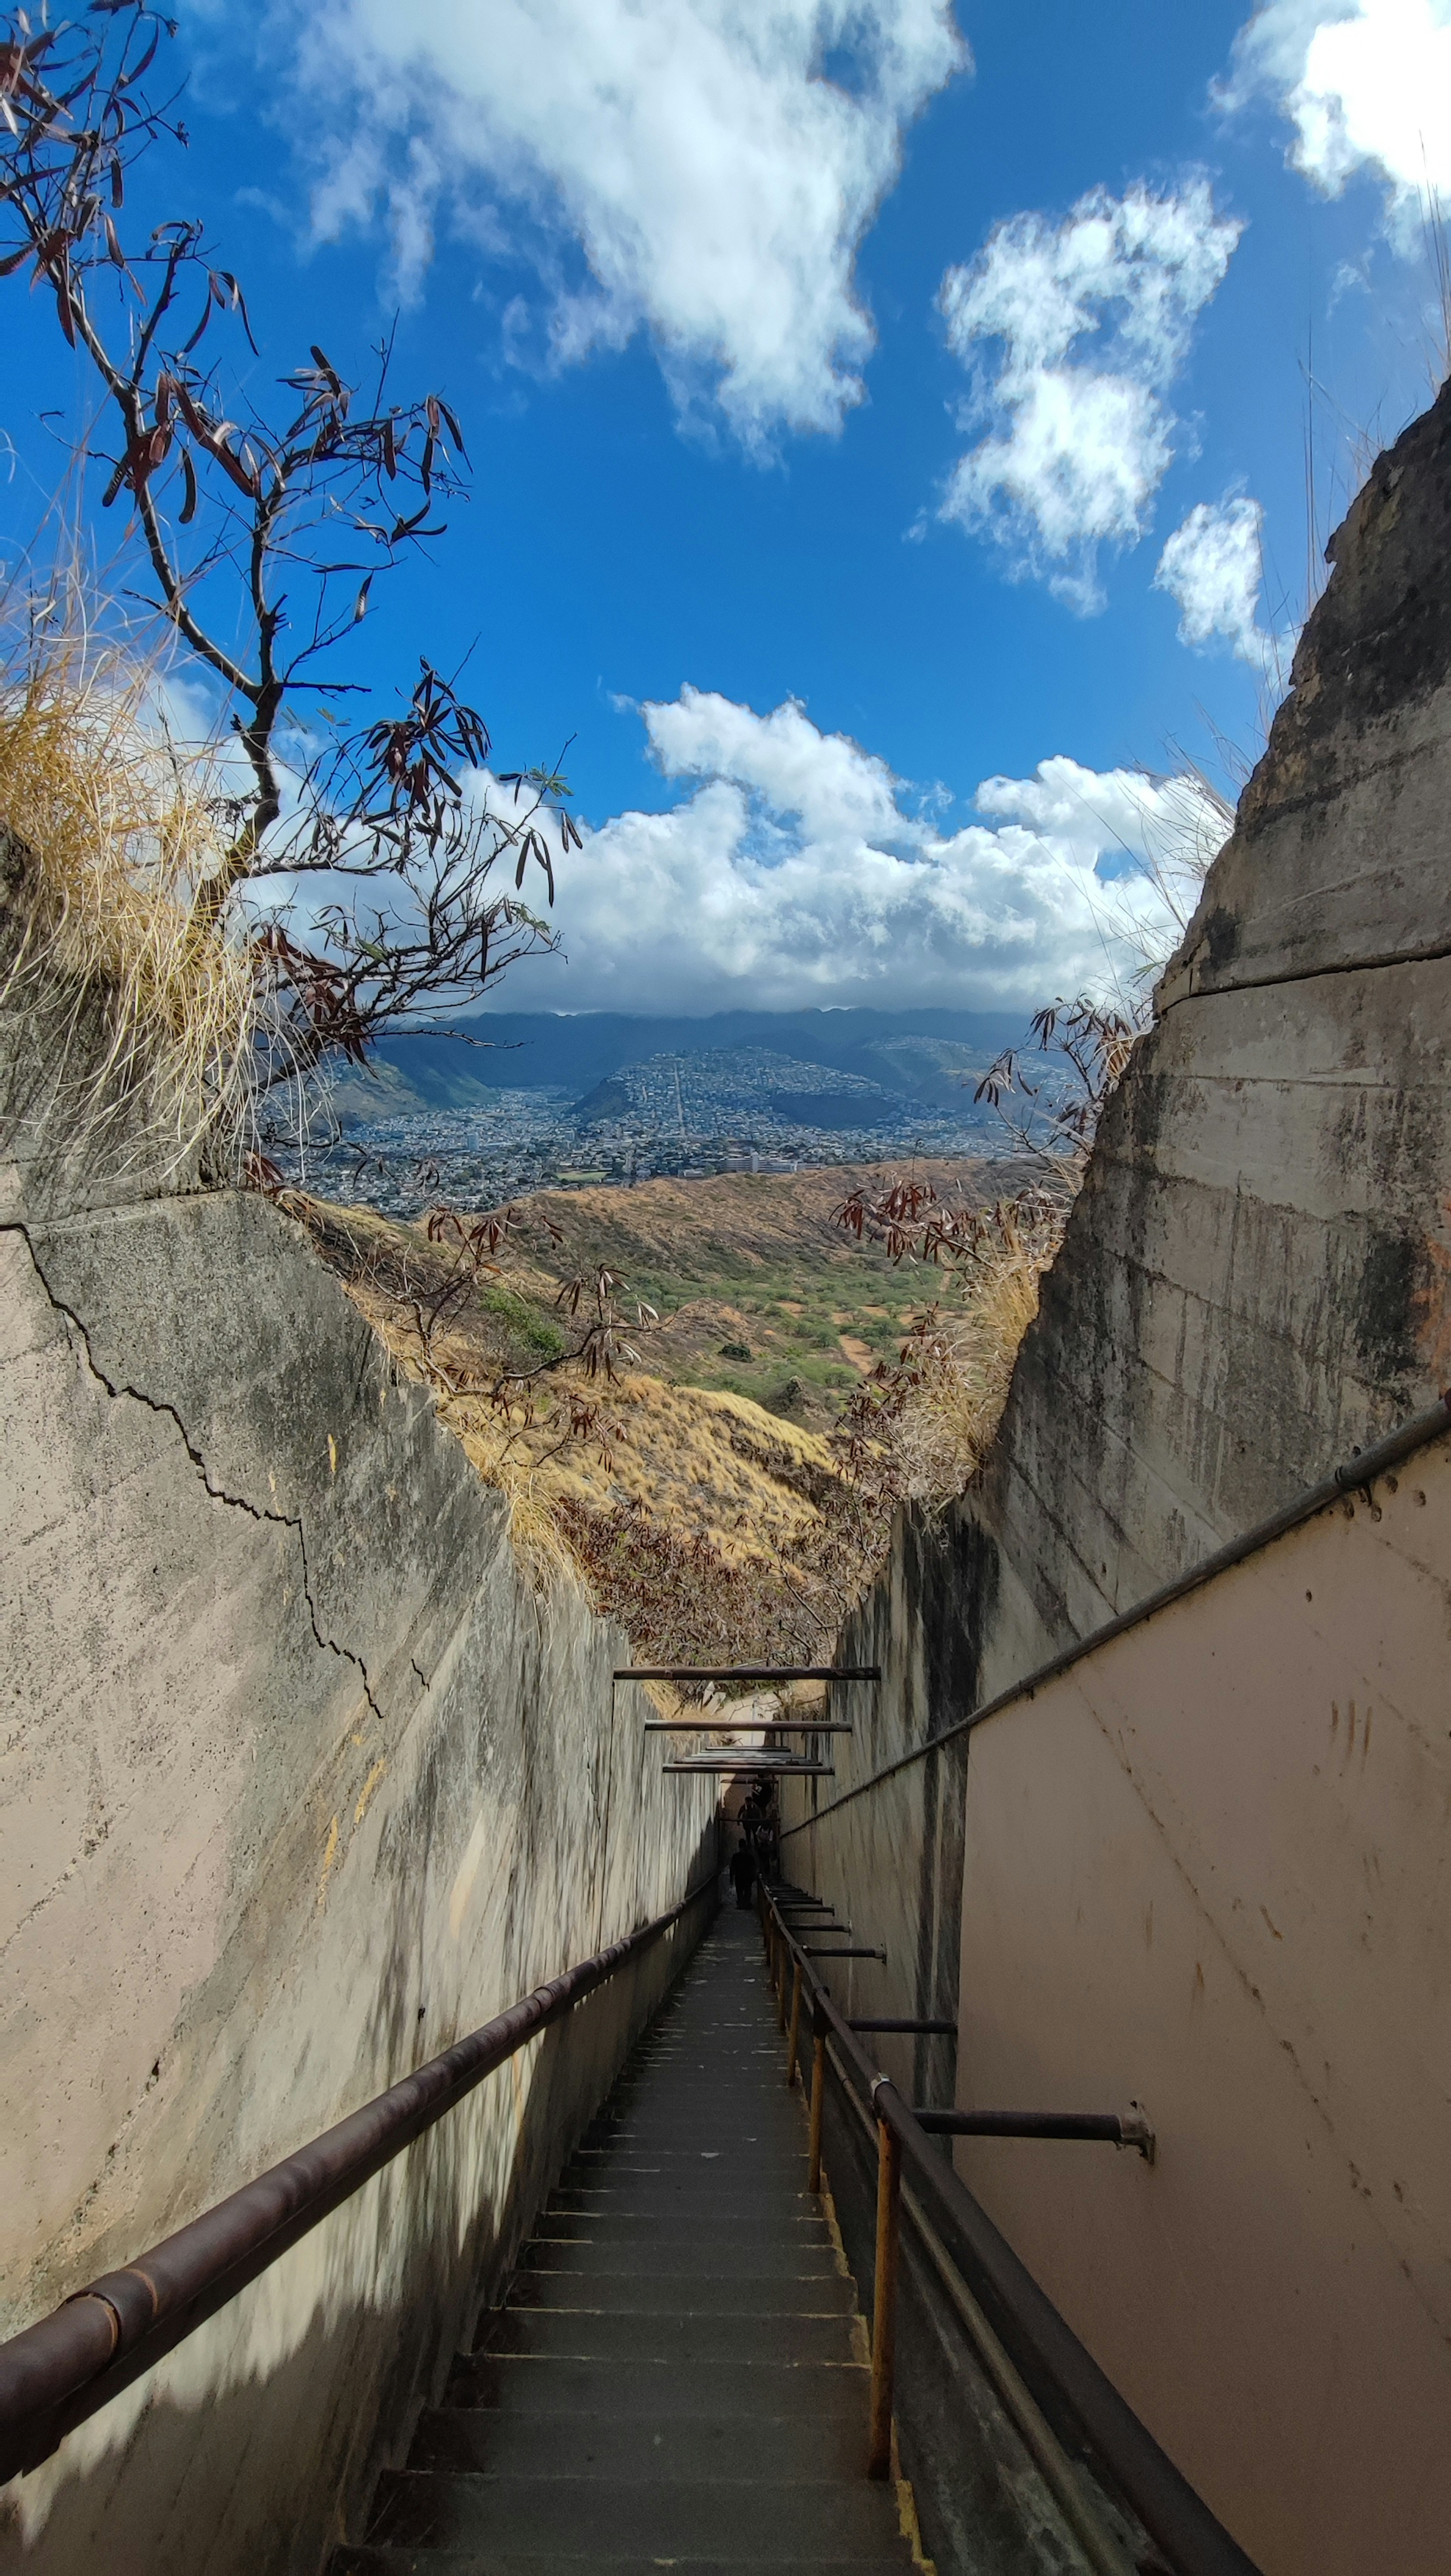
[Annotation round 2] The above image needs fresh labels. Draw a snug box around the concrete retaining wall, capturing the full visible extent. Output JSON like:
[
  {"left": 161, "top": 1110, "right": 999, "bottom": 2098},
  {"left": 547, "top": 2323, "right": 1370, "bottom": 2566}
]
[
  {"left": 781, "top": 377, "right": 1451, "bottom": 2121},
  {"left": 0, "top": 963, "right": 715, "bottom": 2573},
  {"left": 952, "top": 1427, "right": 1451, "bottom": 2576}
]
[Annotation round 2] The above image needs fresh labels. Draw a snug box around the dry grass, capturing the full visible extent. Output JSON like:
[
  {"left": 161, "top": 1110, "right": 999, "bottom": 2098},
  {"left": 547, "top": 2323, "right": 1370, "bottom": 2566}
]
[
  {"left": 0, "top": 637, "right": 253, "bottom": 1172},
  {"left": 878, "top": 1203, "right": 1061, "bottom": 1497},
  {"left": 291, "top": 1179, "right": 1061, "bottom": 1653},
  {"left": 290, "top": 1190, "right": 851, "bottom": 1616}
]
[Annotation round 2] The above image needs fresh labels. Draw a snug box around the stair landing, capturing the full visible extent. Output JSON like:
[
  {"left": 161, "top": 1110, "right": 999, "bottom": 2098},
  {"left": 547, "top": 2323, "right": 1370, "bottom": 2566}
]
[{"left": 335, "top": 1907, "right": 918, "bottom": 2575}]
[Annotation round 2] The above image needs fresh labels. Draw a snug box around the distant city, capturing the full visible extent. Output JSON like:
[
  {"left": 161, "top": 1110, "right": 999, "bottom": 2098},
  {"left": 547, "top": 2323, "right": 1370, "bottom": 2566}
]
[{"left": 267, "top": 1020, "right": 1021, "bottom": 1218}]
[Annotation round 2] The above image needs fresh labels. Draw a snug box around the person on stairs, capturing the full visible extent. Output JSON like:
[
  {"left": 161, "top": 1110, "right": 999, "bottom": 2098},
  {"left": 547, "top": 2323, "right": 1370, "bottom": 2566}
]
[{"left": 729, "top": 1836, "right": 758, "bottom": 1910}]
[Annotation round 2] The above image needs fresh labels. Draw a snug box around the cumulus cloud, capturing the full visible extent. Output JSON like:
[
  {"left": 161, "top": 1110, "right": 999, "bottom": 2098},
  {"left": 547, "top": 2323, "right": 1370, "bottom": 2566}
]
[
  {"left": 1154, "top": 496, "right": 1295, "bottom": 681},
  {"left": 1220, "top": 1, "right": 1451, "bottom": 228},
  {"left": 285, "top": 0, "right": 967, "bottom": 445},
  {"left": 487, "top": 686, "right": 1230, "bottom": 1014},
  {"left": 937, "top": 183, "right": 1244, "bottom": 610}
]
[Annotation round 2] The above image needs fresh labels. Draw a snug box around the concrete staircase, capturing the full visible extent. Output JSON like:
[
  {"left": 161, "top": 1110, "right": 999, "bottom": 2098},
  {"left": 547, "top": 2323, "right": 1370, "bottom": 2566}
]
[{"left": 334, "top": 1907, "right": 917, "bottom": 2574}]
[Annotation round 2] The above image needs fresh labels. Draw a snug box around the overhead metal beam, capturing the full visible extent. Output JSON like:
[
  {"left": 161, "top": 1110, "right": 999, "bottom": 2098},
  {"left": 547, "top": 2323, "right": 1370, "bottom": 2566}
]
[
  {"left": 661, "top": 1761, "right": 836, "bottom": 1777},
  {"left": 614, "top": 1664, "right": 880, "bottom": 1683},
  {"left": 643, "top": 1720, "right": 854, "bottom": 1733},
  {"left": 662, "top": 1753, "right": 832, "bottom": 1767}
]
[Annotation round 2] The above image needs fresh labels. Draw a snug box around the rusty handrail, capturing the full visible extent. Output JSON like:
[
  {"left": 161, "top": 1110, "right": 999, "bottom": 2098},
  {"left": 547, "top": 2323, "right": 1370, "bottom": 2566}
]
[
  {"left": 0, "top": 1872, "right": 717, "bottom": 2485},
  {"left": 759, "top": 1882, "right": 1261, "bottom": 2576}
]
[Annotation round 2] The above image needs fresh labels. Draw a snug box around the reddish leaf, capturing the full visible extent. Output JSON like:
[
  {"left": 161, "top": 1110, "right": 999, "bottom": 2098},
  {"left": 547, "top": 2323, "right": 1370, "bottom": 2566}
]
[
  {"left": 181, "top": 291, "right": 213, "bottom": 354},
  {"left": 118, "top": 26, "right": 160, "bottom": 90}
]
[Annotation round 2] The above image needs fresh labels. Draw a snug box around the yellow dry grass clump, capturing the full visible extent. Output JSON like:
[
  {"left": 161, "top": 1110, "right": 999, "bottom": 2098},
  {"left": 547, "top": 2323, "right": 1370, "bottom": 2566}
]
[
  {"left": 866, "top": 1194, "right": 1064, "bottom": 1500},
  {"left": 339, "top": 1267, "right": 834, "bottom": 1591},
  {"left": 467, "top": 1374, "right": 832, "bottom": 1561},
  {"left": 0, "top": 643, "right": 253, "bottom": 1166},
  {"left": 293, "top": 1183, "right": 1065, "bottom": 1663}
]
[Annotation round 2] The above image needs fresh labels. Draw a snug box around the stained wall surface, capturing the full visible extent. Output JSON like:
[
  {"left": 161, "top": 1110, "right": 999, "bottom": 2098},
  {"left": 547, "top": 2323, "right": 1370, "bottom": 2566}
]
[
  {"left": 953, "top": 1432, "right": 1451, "bottom": 2576},
  {"left": 0, "top": 1118, "right": 715, "bottom": 2572},
  {"left": 781, "top": 379, "right": 1451, "bottom": 2110}
]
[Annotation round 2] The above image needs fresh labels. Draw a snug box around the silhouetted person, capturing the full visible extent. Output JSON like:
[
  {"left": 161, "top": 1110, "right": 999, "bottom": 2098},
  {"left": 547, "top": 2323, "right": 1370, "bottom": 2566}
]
[{"left": 729, "top": 1839, "right": 758, "bottom": 1909}]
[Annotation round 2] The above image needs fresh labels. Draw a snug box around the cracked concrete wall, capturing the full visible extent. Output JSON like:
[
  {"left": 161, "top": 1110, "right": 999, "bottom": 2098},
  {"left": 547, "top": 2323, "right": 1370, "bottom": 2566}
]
[{"left": 0, "top": 943, "right": 716, "bottom": 2575}]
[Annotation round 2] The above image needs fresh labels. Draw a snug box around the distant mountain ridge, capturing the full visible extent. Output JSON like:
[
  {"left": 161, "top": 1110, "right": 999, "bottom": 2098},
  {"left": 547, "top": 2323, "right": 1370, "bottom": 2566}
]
[
  {"left": 349, "top": 1005, "right": 1025, "bottom": 1120},
  {"left": 575, "top": 1046, "right": 913, "bottom": 1134}
]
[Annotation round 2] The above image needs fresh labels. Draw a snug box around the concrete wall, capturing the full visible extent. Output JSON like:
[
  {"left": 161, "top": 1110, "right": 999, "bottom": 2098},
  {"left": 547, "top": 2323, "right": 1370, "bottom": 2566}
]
[
  {"left": 0, "top": 932, "right": 716, "bottom": 2574},
  {"left": 781, "top": 376, "right": 1451, "bottom": 2095},
  {"left": 953, "top": 1428, "right": 1451, "bottom": 2576}
]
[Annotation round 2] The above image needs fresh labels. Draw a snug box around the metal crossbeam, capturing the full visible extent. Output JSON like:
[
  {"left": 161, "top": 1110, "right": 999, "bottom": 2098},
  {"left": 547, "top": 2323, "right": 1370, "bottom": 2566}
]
[
  {"left": 914, "top": 2108, "right": 1154, "bottom": 2160},
  {"left": 663, "top": 1751, "right": 825, "bottom": 1766},
  {"left": 615, "top": 1664, "right": 879, "bottom": 1682},
  {"left": 665, "top": 1751, "right": 835, "bottom": 1772},
  {"left": 643, "top": 1719, "right": 854, "bottom": 1733}
]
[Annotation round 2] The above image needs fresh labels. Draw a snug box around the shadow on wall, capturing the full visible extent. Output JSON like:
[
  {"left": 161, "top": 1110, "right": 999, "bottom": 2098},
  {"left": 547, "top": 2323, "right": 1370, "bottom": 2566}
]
[
  {"left": 0, "top": 1852, "right": 718, "bottom": 2576},
  {"left": 0, "top": 898, "right": 720, "bottom": 2574}
]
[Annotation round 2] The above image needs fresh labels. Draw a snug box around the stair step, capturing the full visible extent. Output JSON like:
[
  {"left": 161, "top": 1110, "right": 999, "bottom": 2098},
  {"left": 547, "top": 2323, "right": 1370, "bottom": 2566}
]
[
  {"left": 329, "top": 1917, "right": 919, "bottom": 2576},
  {"left": 445, "top": 2354, "right": 869, "bottom": 2421},
  {"left": 560, "top": 2163, "right": 810, "bottom": 2193},
  {"left": 367, "top": 2470, "right": 911, "bottom": 2559},
  {"left": 477, "top": 2307, "right": 859, "bottom": 2366},
  {"left": 537, "top": 2207, "right": 829, "bottom": 2246},
  {"left": 337, "top": 2554, "right": 913, "bottom": 2575},
  {"left": 551, "top": 2184, "right": 816, "bottom": 2217},
  {"left": 506, "top": 2268, "right": 856, "bottom": 2316},
  {"left": 519, "top": 2236, "right": 838, "bottom": 2277},
  {"left": 410, "top": 2405, "right": 869, "bottom": 2482}
]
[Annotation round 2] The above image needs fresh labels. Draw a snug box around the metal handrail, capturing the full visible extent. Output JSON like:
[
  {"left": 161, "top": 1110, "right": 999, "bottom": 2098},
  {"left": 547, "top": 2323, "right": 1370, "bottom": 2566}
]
[
  {"left": 758, "top": 1883, "right": 1261, "bottom": 2576},
  {"left": 0, "top": 1872, "right": 717, "bottom": 2485}
]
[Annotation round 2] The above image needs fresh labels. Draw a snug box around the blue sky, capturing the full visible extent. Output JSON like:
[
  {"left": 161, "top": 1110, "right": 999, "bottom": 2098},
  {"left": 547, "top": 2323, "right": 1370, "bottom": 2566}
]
[{"left": 4, "top": 0, "right": 1449, "bottom": 1014}]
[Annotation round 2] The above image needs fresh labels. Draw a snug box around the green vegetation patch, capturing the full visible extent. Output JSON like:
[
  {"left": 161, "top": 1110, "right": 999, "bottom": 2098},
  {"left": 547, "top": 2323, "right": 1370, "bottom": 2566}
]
[{"left": 479, "top": 1282, "right": 567, "bottom": 1359}]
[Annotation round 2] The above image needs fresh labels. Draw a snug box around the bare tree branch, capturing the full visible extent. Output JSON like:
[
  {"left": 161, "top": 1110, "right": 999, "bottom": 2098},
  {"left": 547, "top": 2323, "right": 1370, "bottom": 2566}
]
[{"left": 0, "top": 3, "right": 569, "bottom": 1088}]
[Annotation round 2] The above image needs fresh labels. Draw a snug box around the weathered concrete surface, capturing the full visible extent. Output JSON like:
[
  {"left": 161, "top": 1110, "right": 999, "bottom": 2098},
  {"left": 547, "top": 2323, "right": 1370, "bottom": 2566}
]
[
  {"left": 782, "top": 378, "right": 1451, "bottom": 2067},
  {"left": 779, "top": 383, "right": 1451, "bottom": 2572},
  {"left": 0, "top": 1093, "right": 714, "bottom": 2571},
  {"left": 953, "top": 1433, "right": 1451, "bottom": 2576}
]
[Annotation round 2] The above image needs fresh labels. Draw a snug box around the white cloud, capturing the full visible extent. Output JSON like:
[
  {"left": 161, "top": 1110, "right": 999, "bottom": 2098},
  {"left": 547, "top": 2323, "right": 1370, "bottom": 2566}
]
[
  {"left": 1221, "top": 2, "right": 1451, "bottom": 227},
  {"left": 286, "top": 0, "right": 968, "bottom": 446},
  {"left": 485, "top": 687, "right": 1230, "bottom": 1014},
  {"left": 937, "top": 183, "right": 1245, "bottom": 610},
  {"left": 1154, "top": 496, "right": 1295, "bottom": 681}
]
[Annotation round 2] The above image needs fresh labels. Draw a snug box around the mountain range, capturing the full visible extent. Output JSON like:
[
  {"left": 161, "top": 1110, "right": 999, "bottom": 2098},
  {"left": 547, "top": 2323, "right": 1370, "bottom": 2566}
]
[{"left": 332, "top": 1006, "right": 1028, "bottom": 1123}]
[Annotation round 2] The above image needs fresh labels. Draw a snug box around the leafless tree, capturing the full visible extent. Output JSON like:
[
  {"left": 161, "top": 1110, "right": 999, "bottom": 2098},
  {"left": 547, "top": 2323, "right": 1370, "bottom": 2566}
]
[{"left": 0, "top": 2, "right": 575, "bottom": 1082}]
